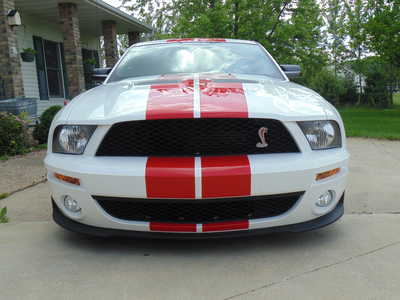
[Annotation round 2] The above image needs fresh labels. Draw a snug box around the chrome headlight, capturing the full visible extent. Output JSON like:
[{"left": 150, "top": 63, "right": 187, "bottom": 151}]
[
  {"left": 298, "top": 120, "right": 341, "bottom": 150},
  {"left": 53, "top": 125, "right": 96, "bottom": 154}
]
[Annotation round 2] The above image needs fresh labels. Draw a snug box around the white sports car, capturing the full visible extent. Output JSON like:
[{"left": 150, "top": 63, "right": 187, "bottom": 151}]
[{"left": 45, "top": 38, "right": 349, "bottom": 238}]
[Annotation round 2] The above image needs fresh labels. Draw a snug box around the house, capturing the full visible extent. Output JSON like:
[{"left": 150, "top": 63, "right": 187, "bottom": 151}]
[{"left": 0, "top": 0, "right": 152, "bottom": 115}]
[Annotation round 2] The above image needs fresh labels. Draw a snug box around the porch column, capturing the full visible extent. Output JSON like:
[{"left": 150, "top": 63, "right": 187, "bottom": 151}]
[
  {"left": 0, "top": 0, "right": 24, "bottom": 98},
  {"left": 102, "top": 20, "right": 118, "bottom": 67},
  {"left": 58, "top": 2, "right": 85, "bottom": 99},
  {"left": 128, "top": 31, "right": 140, "bottom": 46}
]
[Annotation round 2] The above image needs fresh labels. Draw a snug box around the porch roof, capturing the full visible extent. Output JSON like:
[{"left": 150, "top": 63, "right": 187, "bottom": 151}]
[{"left": 15, "top": 0, "right": 153, "bottom": 36}]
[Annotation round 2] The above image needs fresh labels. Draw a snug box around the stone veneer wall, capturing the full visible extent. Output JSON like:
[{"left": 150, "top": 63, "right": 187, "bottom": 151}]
[
  {"left": 102, "top": 20, "right": 118, "bottom": 67},
  {"left": 58, "top": 2, "right": 85, "bottom": 99},
  {"left": 0, "top": 0, "right": 24, "bottom": 98}
]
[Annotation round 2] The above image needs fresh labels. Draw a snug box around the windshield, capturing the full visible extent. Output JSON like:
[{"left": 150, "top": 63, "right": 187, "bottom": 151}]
[{"left": 107, "top": 42, "right": 285, "bottom": 82}]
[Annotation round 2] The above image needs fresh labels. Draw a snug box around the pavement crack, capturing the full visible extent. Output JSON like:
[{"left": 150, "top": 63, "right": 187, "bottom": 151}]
[
  {"left": 223, "top": 240, "right": 400, "bottom": 300},
  {"left": 0, "top": 179, "right": 47, "bottom": 201},
  {"left": 349, "top": 212, "right": 400, "bottom": 215}
]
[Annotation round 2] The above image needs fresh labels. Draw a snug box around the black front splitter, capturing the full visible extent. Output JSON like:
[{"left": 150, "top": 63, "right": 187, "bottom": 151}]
[{"left": 52, "top": 195, "right": 344, "bottom": 239}]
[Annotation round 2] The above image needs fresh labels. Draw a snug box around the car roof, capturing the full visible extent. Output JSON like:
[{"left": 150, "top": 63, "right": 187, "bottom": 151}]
[{"left": 133, "top": 38, "right": 257, "bottom": 47}]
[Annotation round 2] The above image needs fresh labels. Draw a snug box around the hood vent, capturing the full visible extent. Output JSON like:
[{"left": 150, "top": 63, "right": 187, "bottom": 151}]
[
  {"left": 212, "top": 79, "right": 258, "bottom": 84},
  {"left": 134, "top": 79, "right": 182, "bottom": 86},
  {"left": 134, "top": 78, "right": 259, "bottom": 86}
]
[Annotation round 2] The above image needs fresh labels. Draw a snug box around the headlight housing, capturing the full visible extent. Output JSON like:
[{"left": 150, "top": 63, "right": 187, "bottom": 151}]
[
  {"left": 53, "top": 125, "right": 96, "bottom": 154},
  {"left": 298, "top": 120, "right": 341, "bottom": 150}
]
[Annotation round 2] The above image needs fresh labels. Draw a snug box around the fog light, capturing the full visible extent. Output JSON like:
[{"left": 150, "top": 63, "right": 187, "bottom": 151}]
[
  {"left": 63, "top": 195, "right": 81, "bottom": 213},
  {"left": 316, "top": 191, "right": 334, "bottom": 207}
]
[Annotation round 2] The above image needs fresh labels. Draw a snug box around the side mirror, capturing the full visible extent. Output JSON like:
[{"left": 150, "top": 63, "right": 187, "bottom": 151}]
[
  {"left": 280, "top": 64, "right": 301, "bottom": 79},
  {"left": 92, "top": 68, "right": 112, "bottom": 84}
]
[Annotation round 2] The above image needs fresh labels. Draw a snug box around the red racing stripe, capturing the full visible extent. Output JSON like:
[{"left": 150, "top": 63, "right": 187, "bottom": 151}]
[
  {"left": 201, "top": 155, "right": 251, "bottom": 198},
  {"left": 166, "top": 38, "right": 195, "bottom": 43},
  {"left": 146, "top": 80, "right": 194, "bottom": 119},
  {"left": 166, "top": 38, "right": 226, "bottom": 43},
  {"left": 146, "top": 157, "right": 195, "bottom": 198},
  {"left": 199, "top": 79, "right": 248, "bottom": 118},
  {"left": 150, "top": 222, "right": 197, "bottom": 232},
  {"left": 203, "top": 220, "right": 249, "bottom": 232}
]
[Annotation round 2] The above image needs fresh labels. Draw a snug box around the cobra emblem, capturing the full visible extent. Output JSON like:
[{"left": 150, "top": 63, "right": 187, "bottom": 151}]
[{"left": 256, "top": 127, "right": 269, "bottom": 148}]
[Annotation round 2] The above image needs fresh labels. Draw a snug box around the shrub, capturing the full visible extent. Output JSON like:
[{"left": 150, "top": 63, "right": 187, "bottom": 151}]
[
  {"left": 0, "top": 112, "right": 29, "bottom": 156},
  {"left": 0, "top": 207, "right": 9, "bottom": 223},
  {"left": 33, "top": 106, "right": 62, "bottom": 144},
  {"left": 364, "top": 70, "right": 392, "bottom": 107},
  {"left": 21, "top": 48, "right": 37, "bottom": 55},
  {"left": 308, "top": 69, "right": 358, "bottom": 106},
  {"left": 340, "top": 75, "right": 359, "bottom": 106},
  {"left": 0, "top": 193, "right": 9, "bottom": 200},
  {"left": 350, "top": 56, "right": 396, "bottom": 107}
]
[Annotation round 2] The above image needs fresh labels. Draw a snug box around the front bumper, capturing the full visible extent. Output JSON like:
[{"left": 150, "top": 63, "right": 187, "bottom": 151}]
[
  {"left": 53, "top": 195, "right": 344, "bottom": 239},
  {"left": 45, "top": 148, "right": 349, "bottom": 236}
]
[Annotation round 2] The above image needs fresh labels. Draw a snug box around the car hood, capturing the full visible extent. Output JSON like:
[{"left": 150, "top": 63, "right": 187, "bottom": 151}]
[{"left": 60, "top": 73, "right": 334, "bottom": 124}]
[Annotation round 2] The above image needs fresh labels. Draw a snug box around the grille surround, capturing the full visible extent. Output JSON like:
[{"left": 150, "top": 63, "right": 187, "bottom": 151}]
[
  {"left": 93, "top": 192, "right": 304, "bottom": 223},
  {"left": 96, "top": 118, "right": 300, "bottom": 157}
]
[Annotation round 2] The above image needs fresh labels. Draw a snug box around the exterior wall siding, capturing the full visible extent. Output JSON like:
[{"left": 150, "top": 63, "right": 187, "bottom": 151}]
[
  {"left": 16, "top": 15, "right": 42, "bottom": 99},
  {"left": 16, "top": 12, "right": 99, "bottom": 105}
]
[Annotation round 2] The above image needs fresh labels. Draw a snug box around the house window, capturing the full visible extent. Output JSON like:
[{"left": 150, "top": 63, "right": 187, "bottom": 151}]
[
  {"left": 43, "top": 40, "right": 64, "bottom": 98},
  {"left": 33, "top": 36, "right": 66, "bottom": 100},
  {"left": 34, "top": 36, "right": 100, "bottom": 100}
]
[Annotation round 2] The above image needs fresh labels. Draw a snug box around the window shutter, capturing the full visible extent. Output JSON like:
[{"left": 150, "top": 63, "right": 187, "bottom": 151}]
[
  {"left": 33, "top": 36, "right": 49, "bottom": 100},
  {"left": 60, "top": 43, "right": 70, "bottom": 99}
]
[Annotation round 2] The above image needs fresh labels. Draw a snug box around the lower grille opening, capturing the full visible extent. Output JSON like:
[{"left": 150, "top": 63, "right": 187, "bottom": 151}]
[{"left": 93, "top": 192, "right": 303, "bottom": 223}]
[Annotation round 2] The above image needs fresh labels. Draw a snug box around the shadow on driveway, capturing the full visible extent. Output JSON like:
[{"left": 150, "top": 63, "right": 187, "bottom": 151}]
[{"left": 58, "top": 224, "right": 344, "bottom": 257}]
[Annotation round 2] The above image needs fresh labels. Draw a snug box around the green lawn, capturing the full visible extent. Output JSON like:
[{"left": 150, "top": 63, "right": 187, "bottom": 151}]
[
  {"left": 394, "top": 93, "right": 400, "bottom": 106},
  {"left": 338, "top": 94, "right": 400, "bottom": 140}
]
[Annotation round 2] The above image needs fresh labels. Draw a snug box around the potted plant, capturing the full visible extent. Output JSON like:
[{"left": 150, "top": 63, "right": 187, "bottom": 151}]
[
  {"left": 20, "top": 48, "right": 36, "bottom": 62},
  {"left": 84, "top": 58, "right": 97, "bottom": 73}
]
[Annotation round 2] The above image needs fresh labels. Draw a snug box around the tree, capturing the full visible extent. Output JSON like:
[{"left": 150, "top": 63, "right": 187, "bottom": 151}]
[
  {"left": 323, "top": 0, "right": 348, "bottom": 77},
  {"left": 171, "top": 0, "right": 232, "bottom": 38},
  {"left": 365, "top": 0, "right": 400, "bottom": 67},
  {"left": 351, "top": 56, "right": 393, "bottom": 106},
  {"left": 283, "top": 0, "right": 327, "bottom": 84},
  {"left": 121, "top": 0, "right": 176, "bottom": 38},
  {"left": 365, "top": 0, "right": 400, "bottom": 105},
  {"left": 120, "top": 0, "right": 327, "bottom": 86},
  {"left": 319, "top": 0, "right": 348, "bottom": 104},
  {"left": 343, "top": 0, "right": 370, "bottom": 105},
  {"left": 230, "top": 0, "right": 295, "bottom": 45}
]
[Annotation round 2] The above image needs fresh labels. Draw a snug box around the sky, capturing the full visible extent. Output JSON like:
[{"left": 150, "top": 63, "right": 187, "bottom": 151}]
[{"left": 104, "top": 0, "right": 122, "bottom": 8}]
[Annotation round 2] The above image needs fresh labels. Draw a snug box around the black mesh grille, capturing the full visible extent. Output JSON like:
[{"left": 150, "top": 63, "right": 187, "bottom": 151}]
[
  {"left": 93, "top": 192, "right": 303, "bottom": 223},
  {"left": 96, "top": 118, "right": 300, "bottom": 156}
]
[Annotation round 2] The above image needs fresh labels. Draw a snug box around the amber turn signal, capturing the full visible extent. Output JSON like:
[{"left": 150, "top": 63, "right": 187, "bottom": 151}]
[
  {"left": 54, "top": 173, "right": 80, "bottom": 186},
  {"left": 316, "top": 168, "right": 340, "bottom": 181}
]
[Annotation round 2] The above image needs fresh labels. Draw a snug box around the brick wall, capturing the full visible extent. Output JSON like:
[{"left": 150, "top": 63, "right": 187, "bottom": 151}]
[
  {"left": 58, "top": 2, "right": 85, "bottom": 99},
  {"left": 0, "top": 0, "right": 24, "bottom": 99}
]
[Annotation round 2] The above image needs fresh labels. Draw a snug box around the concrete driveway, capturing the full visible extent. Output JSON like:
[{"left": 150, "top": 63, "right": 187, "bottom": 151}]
[{"left": 1, "top": 138, "right": 400, "bottom": 300}]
